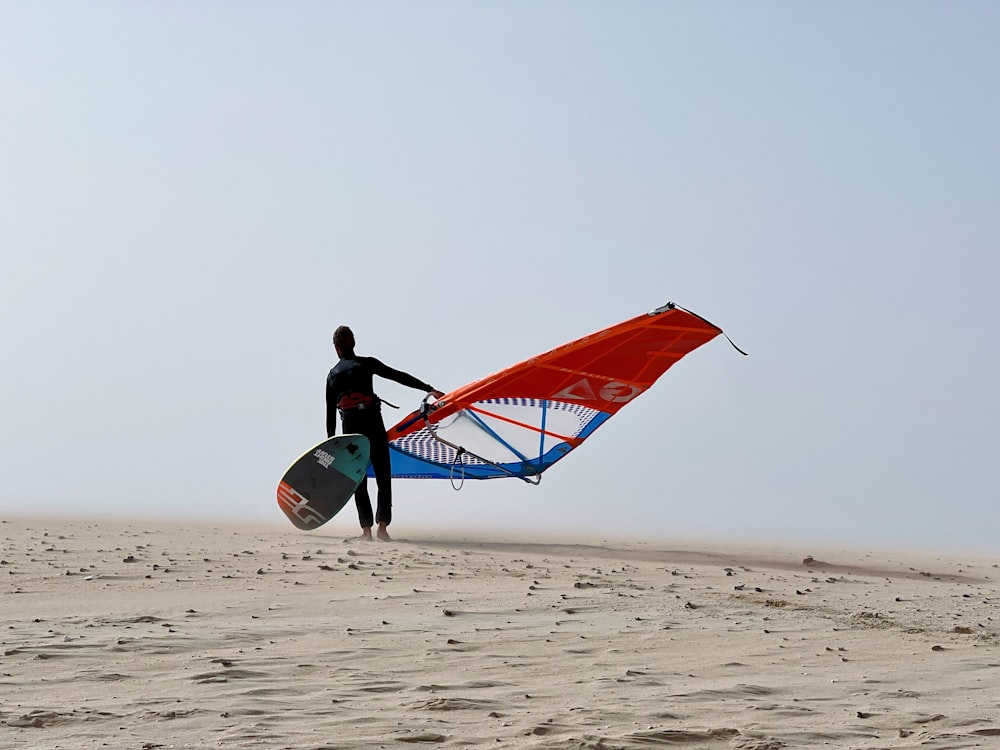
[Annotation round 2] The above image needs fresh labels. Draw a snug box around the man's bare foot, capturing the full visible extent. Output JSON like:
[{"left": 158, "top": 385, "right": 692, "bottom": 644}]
[
  {"left": 376, "top": 524, "right": 391, "bottom": 542},
  {"left": 360, "top": 528, "right": 373, "bottom": 541}
]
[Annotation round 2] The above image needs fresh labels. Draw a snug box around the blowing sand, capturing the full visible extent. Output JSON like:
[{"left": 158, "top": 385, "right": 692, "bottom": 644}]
[{"left": 2, "top": 517, "right": 999, "bottom": 749}]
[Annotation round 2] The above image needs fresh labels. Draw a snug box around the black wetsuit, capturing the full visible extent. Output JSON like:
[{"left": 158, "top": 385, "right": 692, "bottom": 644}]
[{"left": 326, "top": 355, "right": 434, "bottom": 528}]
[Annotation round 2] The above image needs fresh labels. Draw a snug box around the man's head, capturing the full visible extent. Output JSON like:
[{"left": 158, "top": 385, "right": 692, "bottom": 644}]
[{"left": 333, "top": 325, "right": 355, "bottom": 355}]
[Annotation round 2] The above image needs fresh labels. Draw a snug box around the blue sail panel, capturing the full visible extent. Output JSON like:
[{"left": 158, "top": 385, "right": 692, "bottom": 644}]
[{"left": 374, "top": 400, "right": 611, "bottom": 480}]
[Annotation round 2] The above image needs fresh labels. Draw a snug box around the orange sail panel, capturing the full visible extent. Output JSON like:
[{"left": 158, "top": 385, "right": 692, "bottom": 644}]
[{"left": 383, "top": 302, "right": 725, "bottom": 481}]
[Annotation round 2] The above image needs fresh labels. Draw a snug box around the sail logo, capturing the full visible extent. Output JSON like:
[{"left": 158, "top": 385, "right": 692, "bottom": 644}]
[
  {"left": 553, "top": 379, "right": 644, "bottom": 404},
  {"left": 313, "top": 449, "right": 335, "bottom": 468},
  {"left": 601, "top": 381, "right": 644, "bottom": 403}
]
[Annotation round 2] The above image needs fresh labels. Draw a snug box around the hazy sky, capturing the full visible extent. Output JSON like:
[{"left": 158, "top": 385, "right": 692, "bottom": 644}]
[{"left": 2, "top": 3, "right": 998, "bottom": 552}]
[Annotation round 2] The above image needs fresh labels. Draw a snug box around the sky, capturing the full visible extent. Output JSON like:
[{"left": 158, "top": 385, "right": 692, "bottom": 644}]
[{"left": 2, "top": 2, "right": 998, "bottom": 552}]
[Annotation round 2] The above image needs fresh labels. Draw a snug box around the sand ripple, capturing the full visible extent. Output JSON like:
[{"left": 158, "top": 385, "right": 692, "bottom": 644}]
[{"left": 2, "top": 518, "right": 999, "bottom": 748}]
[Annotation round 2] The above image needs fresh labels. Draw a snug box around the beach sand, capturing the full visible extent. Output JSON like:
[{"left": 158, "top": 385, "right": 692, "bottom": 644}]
[{"left": 2, "top": 517, "right": 999, "bottom": 749}]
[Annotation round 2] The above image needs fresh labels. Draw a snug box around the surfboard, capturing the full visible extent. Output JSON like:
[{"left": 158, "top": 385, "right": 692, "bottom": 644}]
[{"left": 277, "top": 434, "right": 370, "bottom": 530}]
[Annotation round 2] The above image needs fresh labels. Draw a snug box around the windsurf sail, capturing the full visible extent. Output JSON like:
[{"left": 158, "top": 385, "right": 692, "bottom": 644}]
[{"left": 381, "top": 302, "right": 742, "bottom": 484}]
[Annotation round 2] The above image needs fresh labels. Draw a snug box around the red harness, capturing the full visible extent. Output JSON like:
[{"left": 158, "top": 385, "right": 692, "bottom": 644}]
[{"left": 338, "top": 392, "right": 376, "bottom": 411}]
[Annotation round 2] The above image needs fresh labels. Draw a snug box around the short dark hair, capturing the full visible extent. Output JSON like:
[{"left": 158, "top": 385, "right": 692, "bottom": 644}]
[{"left": 333, "top": 325, "right": 355, "bottom": 350}]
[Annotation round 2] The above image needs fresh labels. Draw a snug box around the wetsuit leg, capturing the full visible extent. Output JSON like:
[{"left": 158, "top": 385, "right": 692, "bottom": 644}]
[
  {"left": 353, "top": 475, "right": 375, "bottom": 529},
  {"left": 368, "top": 421, "right": 392, "bottom": 526},
  {"left": 342, "top": 412, "right": 375, "bottom": 529}
]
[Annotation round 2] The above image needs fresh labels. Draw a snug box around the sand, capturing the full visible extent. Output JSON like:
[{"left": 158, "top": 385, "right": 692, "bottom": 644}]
[{"left": 2, "top": 517, "right": 999, "bottom": 749}]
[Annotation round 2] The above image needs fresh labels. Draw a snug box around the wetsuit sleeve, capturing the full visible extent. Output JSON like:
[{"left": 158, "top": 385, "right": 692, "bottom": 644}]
[
  {"left": 368, "top": 357, "right": 435, "bottom": 393},
  {"left": 325, "top": 374, "right": 337, "bottom": 437}
]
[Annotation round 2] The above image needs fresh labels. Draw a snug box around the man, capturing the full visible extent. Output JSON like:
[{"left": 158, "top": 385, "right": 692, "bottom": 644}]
[{"left": 326, "top": 326, "right": 444, "bottom": 541}]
